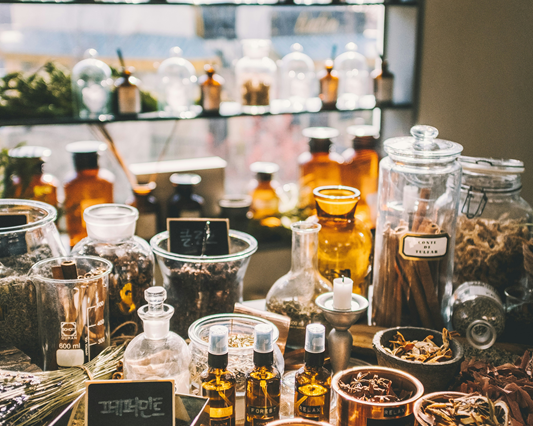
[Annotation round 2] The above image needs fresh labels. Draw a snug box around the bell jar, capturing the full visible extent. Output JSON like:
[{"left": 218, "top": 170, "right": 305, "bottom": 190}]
[
  {"left": 334, "top": 43, "right": 370, "bottom": 110},
  {"left": 280, "top": 43, "right": 315, "bottom": 112}
]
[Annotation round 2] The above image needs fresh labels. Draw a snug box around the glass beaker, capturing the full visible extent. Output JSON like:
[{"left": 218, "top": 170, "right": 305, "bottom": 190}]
[
  {"left": 150, "top": 230, "right": 258, "bottom": 339},
  {"left": 30, "top": 256, "right": 112, "bottom": 370},
  {"left": 265, "top": 222, "right": 332, "bottom": 349},
  {"left": 313, "top": 186, "right": 373, "bottom": 297},
  {"left": 0, "top": 199, "right": 66, "bottom": 367}
]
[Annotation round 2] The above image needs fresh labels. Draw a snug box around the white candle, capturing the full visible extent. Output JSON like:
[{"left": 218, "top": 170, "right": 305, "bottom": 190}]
[{"left": 333, "top": 277, "right": 353, "bottom": 310}]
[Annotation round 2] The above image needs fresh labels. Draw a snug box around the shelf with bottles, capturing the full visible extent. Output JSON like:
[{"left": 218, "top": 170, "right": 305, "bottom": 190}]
[{"left": 0, "top": 0, "right": 418, "bottom": 6}]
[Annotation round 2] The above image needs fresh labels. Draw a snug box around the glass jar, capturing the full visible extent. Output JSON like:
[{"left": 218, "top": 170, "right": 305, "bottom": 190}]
[
  {"left": 451, "top": 281, "right": 505, "bottom": 349},
  {"left": 0, "top": 200, "right": 66, "bottom": 367},
  {"left": 150, "top": 230, "right": 258, "bottom": 339},
  {"left": 280, "top": 43, "right": 315, "bottom": 113},
  {"left": 30, "top": 255, "right": 112, "bottom": 370},
  {"left": 72, "top": 48, "right": 113, "bottom": 119},
  {"left": 167, "top": 173, "right": 204, "bottom": 219},
  {"left": 371, "top": 125, "right": 463, "bottom": 328},
  {"left": 158, "top": 47, "right": 197, "bottom": 116},
  {"left": 124, "top": 286, "right": 191, "bottom": 394},
  {"left": 333, "top": 43, "right": 370, "bottom": 110},
  {"left": 313, "top": 186, "right": 372, "bottom": 297},
  {"left": 236, "top": 39, "right": 277, "bottom": 114},
  {"left": 71, "top": 204, "right": 155, "bottom": 335},
  {"left": 453, "top": 157, "right": 532, "bottom": 294},
  {"left": 504, "top": 285, "right": 533, "bottom": 345},
  {"left": 266, "top": 222, "right": 332, "bottom": 349}
]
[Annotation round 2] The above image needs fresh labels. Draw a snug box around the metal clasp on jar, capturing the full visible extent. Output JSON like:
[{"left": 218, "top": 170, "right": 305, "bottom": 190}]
[{"left": 461, "top": 186, "right": 488, "bottom": 219}]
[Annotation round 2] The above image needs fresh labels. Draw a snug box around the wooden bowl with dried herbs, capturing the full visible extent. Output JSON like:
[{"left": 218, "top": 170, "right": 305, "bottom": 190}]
[{"left": 373, "top": 327, "right": 464, "bottom": 394}]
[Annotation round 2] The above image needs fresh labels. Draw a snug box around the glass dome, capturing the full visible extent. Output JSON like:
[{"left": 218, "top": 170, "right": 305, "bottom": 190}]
[
  {"left": 72, "top": 49, "right": 113, "bottom": 119},
  {"left": 158, "top": 47, "right": 198, "bottom": 115},
  {"left": 334, "top": 43, "right": 370, "bottom": 110},
  {"left": 280, "top": 43, "right": 315, "bottom": 112}
]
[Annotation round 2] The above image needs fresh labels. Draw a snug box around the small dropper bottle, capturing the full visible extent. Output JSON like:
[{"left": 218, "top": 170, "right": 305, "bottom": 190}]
[
  {"left": 201, "top": 326, "right": 236, "bottom": 426},
  {"left": 245, "top": 324, "right": 280, "bottom": 426},
  {"left": 294, "top": 324, "right": 331, "bottom": 422}
]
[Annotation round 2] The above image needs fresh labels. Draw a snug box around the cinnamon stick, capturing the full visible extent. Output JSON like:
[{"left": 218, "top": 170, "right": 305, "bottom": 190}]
[
  {"left": 413, "top": 187, "right": 431, "bottom": 232},
  {"left": 61, "top": 260, "right": 78, "bottom": 280}
]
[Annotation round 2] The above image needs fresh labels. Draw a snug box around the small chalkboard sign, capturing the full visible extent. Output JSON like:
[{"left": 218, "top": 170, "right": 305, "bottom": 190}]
[
  {"left": 0, "top": 212, "right": 29, "bottom": 257},
  {"left": 86, "top": 380, "right": 175, "bottom": 426},
  {"left": 167, "top": 218, "right": 230, "bottom": 256}
]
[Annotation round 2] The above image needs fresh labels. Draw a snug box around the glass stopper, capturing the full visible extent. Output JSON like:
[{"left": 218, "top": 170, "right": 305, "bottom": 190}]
[
  {"left": 145, "top": 286, "right": 167, "bottom": 312},
  {"left": 305, "top": 323, "right": 325, "bottom": 353},
  {"left": 209, "top": 326, "right": 229, "bottom": 355},
  {"left": 290, "top": 43, "right": 304, "bottom": 53},
  {"left": 170, "top": 46, "right": 183, "bottom": 57},
  {"left": 411, "top": 125, "right": 439, "bottom": 151},
  {"left": 84, "top": 48, "right": 98, "bottom": 59},
  {"left": 345, "top": 42, "right": 358, "bottom": 52},
  {"left": 254, "top": 324, "right": 274, "bottom": 353}
]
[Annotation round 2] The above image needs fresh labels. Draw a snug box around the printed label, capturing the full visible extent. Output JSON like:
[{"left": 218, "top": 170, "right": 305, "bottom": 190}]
[
  {"left": 118, "top": 86, "right": 141, "bottom": 114},
  {"left": 202, "top": 86, "right": 221, "bottom": 112},
  {"left": 247, "top": 406, "right": 279, "bottom": 417},
  {"left": 399, "top": 233, "right": 449, "bottom": 260},
  {"left": 210, "top": 406, "right": 233, "bottom": 418},
  {"left": 367, "top": 413, "right": 414, "bottom": 426},
  {"left": 61, "top": 322, "right": 77, "bottom": 339},
  {"left": 298, "top": 404, "right": 322, "bottom": 418}
]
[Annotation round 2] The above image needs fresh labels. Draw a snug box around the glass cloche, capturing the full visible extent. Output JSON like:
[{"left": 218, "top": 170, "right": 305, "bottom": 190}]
[
  {"left": 280, "top": 43, "right": 315, "bottom": 112},
  {"left": 334, "top": 43, "right": 370, "bottom": 110},
  {"left": 157, "top": 47, "right": 198, "bottom": 115},
  {"left": 72, "top": 49, "right": 113, "bottom": 119}
]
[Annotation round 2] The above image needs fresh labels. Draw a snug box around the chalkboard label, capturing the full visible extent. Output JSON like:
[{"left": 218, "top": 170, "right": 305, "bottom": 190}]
[
  {"left": 86, "top": 380, "right": 175, "bottom": 426},
  {"left": 167, "top": 218, "right": 230, "bottom": 256},
  {"left": 0, "top": 213, "right": 29, "bottom": 257}
]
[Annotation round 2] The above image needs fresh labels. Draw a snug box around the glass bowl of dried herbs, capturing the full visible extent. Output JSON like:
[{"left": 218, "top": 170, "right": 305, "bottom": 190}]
[{"left": 372, "top": 326, "right": 464, "bottom": 394}]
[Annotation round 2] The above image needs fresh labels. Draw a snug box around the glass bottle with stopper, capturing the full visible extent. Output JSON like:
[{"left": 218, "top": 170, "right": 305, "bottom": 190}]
[
  {"left": 334, "top": 43, "right": 370, "bottom": 110},
  {"left": 72, "top": 48, "right": 113, "bottom": 119},
  {"left": 201, "top": 325, "right": 236, "bottom": 426},
  {"left": 294, "top": 324, "right": 331, "bottom": 422},
  {"left": 167, "top": 173, "right": 204, "bottom": 219},
  {"left": 372, "top": 57, "right": 394, "bottom": 104},
  {"left": 280, "top": 43, "right": 315, "bottom": 112},
  {"left": 199, "top": 64, "right": 224, "bottom": 114},
  {"left": 318, "top": 60, "right": 338, "bottom": 110},
  {"left": 249, "top": 162, "right": 280, "bottom": 223},
  {"left": 115, "top": 50, "right": 141, "bottom": 116},
  {"left": 123, "top": 286, "right": 191, "bottom": 394}
]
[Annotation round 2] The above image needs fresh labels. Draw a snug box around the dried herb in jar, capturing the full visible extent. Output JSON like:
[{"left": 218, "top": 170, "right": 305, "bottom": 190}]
[
  {"left": 339, "top": 372, "right": 413, "bottom": 402},
  {"left": 242, "top": 80, "right": 270, "bottom": 106},
  {"left": 385, "top": 329, "right": 457, "bottom": 363}
]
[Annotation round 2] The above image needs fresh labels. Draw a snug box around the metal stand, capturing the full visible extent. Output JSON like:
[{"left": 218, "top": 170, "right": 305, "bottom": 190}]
[{"left": 315, "top": 292, "right": 368, "bottom": 373}]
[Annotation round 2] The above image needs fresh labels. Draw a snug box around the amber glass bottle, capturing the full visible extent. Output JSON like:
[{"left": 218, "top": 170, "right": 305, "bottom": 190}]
[
  {"left": 167, "top": 173, "right": 204, "bottom": 219},
  {"left": 7, "top": 146, "right": 59, "bottom": 209},
  {"left": 249, "top": 162, "right": 280, "bottom": 222},
  {"left": 298, "top": 127, "right": 343, "bottom": 216},
  {"left": 341, "top": 125, "right": 381, "bottom": 230},
  {"left": 115, "top": 67, "right": 141, "bottom": 116},
  {"left": 373, "top": 59, "right": 394, "bottom": 104},
  {"left": 64, "top": 142, "right": 114, "bottom": 247},
  {"left": 245, "top": 324, "right": 280, "bottom": 426},
  {"left": 313, "top": 185, "right": 372, "bottom": 296},
  {"left": 294, "top": 324, "right": 331, "bottom": 422},
  {"left": 201, "top": 326, "right": 236, "bottom": 426},
  {"left": 318, "top": 60, "right": 339, "bottom": 110},
  {"left": 199, "top": 64, "right": 224, "bottom": 114},
  {"left": 126, "top": 182, "right": 162, "bottom": 240}
]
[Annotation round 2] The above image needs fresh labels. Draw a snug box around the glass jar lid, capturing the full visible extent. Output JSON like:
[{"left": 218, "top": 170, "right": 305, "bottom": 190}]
[
  {"left": 459, "top": 156, "right": 524, "bottom": 175},
  {"left": 250, "top": 161, "right": 279, "bottom": 175},
  {"left": 333, "top": 43, "right": 367, "bottom": 72},
  {"left": 84, "top": 204, "right": 138, "bottom": 240},
  {"left": 302, "top": 127, "right": 339, "bottom": 140},
  {"left": 72, "top": 49, "right": 112, "bottom": 80},
  {"left": 346, "top": 125, "right": 379, "bottom": 138},
  {"left": 384, "top": 125, "right": 463, "bottom": 162},
  {"left": 9, "top": 146, "right": 51, "bottom": 160},
  {"left": 158, "top": 46, "right": 196, "bottom": 80},
  {"left": 242, "top": 39, "right": 271, "bottom": 58},
  {"left": 169, "top": 173, "right": 202, "bottom": 186}
]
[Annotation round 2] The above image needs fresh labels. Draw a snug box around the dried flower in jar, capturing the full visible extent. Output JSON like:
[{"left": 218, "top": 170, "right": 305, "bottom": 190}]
[
  {"left": 385, "top": 329, "right": 458, "bottom": 363},
  {"left": 339, "top": 372, "right": 413, "bottom": 402}
]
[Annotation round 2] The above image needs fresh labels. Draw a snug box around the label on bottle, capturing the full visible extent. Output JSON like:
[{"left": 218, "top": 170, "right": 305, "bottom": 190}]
[
  {"left": 298, "top": 404, "right": 321, "bottom": 419},
  {"left": 136, "top": 212, "right": 157, "bottom": 240},
  {"left": 399, "top": 233, "right": 449, "bottom": 260},
  {"left": 247, "top": 406, "right": 279, "bottom": 417},
  {"left": 210, "top": 406, "right": 234, "bottom": 419},
  {"left": 367, "top": 413, "right": 414, "bottom": 426},
  {"left": 320, "top": 79, "right": 337, "bottom": 104},
  {"left": 202, "top": 85, "right": 221, "bottom": 112},
  {"left": 374, "top": 77, "right": 393, "bottom": 103},
  {"left": 118, "top": 86, "right": 141, "bottom": 114},
  {"left": 180, "top": 210, "right": 202, "bottom": 218}
]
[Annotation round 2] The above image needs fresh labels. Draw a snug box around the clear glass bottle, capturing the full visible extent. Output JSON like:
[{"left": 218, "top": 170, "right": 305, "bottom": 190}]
[
  {"left": 6, "top": 146, "right": 59, "bottom": 209},
  {"left": 334, "top": 43, "right": 370, "bottom": 110},
  {"left": 236, "top": 40, "right": 277, "bottom": 114},
  {"left": 451, "top": 281, "right": 505, "bottom": 350},
  {"left": 64, "top": 141, "right": 114, "bottom": 247},
  {"left": 313, "top": 186, "right": 373, "bottom": 297},
  {"left": 372, "top": 58, "right": 394, "bottom": 104},
  {"left": 245, "top": 324, "right": 281, "bottom": 426},
  {"left": 199, "top": 64, "right": 224, "bottom": 114},
  {"left": 167, "top": 173, "right": 204, "bottom": 219},
  {"left": 266, "top": 222, "right": 332, "bottom": 349},
  {"left": 341, "top": 125, "right": 381, "bottom": 230},
  {"left": 249, "top": 162, "right": 280, "bottom": 222},
  {"left": 72, "top": 48, "right": 113, "bottom": 119},
  {"left": 280, "top": 43, "right": 315, "bottom": 112},
  {"left": 298, "top": 127, "right": 343, "bottom": 215},
  {"left": 453, "top": 157, "right": 532, "bottom": 294},
  {"left": 371, "top": 125, "right": 463, "bottom": 328},
  {"left": 71, "top": 204, "right": 155, "bottom": 335},
  {"left": 158, "top": 47, "right": 197, "bottom": 115},
  {"left": 127, "top": 182, "right": 162, "bottom": 241},
  {"left": 115, "top": 66, "right": 141, "bottom": 115},
  {"left": 318, "top": 60, "right": 338, "bottom": 110},
  {"left": 294, "top": 324, "right": 331, "bottom": 422},
  {"left": 201, "top": 325, "right": 236, "bottom": 426},
  {"left": 123, "top": 286, "right": 191, "bottom": 394}
]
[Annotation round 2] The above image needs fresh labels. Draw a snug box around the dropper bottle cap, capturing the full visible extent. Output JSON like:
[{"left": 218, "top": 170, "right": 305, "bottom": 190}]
[
  {"left": 253, "top": 324, "right": 275, "bottom": 367},
  {"left": 137, "top": 286, "right": 174, "bottom": 340},
  {"left": 304, "top": 323, "right": 326, "bottom": 368},
  {"left": 208, "top": 325, "right": 229, "bottom": 369}
]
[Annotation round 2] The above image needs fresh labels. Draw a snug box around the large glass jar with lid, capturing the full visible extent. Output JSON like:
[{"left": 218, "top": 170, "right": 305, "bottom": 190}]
[
  {"left": 235, "top": 39, "right": 277, "bottom": 114},
  {"left": 280, "top": 43, "right": 315, "bottom": 112},
  {"left": 266, "top": 221, "right": 332, "bottom": 349},
  {"left": 453, "top": 157, "right": 532, "bottom": 295},
  {"left": 371, "top": 125, "right": 463, "bottom": 328},
  {"left": 71, "top": 204, "right": 155, "bottom": 335},
  {"left": 72, "top": 49, "right": 113, "bottom": 119},
  {"left": 157, "top": 47, "right": 198, "bottom": 115},
  {"left": 334, "top": 43, "right": 370, "bottom": 110}
]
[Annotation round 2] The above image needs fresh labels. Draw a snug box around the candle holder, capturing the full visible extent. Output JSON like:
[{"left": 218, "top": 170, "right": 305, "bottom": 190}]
[{"left": 315, "top": 292, "right": 368, "bottom": 373}]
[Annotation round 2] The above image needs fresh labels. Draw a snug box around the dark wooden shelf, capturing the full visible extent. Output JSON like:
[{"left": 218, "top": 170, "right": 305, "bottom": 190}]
[{"left": 0, "top": 0, "right": 417, "bottom": 6}]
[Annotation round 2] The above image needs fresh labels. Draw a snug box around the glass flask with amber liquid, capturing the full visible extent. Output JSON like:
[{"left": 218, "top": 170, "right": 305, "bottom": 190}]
[
  {"left": 313, "top": 186, "right": 372, "bottom": 296},
  {"left": 249, "top": 162, "right": 280, "bottom": 223},
  {"left": 245, "top": 324, "right": 280, "bottom": 426},
  {"left": 318, "top": 60, "right": 338, "bottom": 110},
  {"left": 64, "top": 141, "right": 114, "bottom": 247},
  {"left": 294, "top": 324, "right": 331, "bottom": 422},
  {"left": 341, "top": 125, "right": 381, "bottom": 230},
  {"left": 7, "top": 146, "right": 59, "bottom": 209},
  {"left": 201, "top": 326, "right": 236, "bottom": 426},
  {"left": 199, "top": 64, "right": 224, "bottom": 114},
  {"left": 126, "top": 182, "right": 162, "bottom": 241},
  {"left": 298, "top": 127, "right": 343, "bottom": 216}
]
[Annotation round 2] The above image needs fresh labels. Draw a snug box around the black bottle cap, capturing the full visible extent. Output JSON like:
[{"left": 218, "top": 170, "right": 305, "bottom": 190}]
[{"left": 66, "top": 141, "right": 106, "bottom": 171}]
